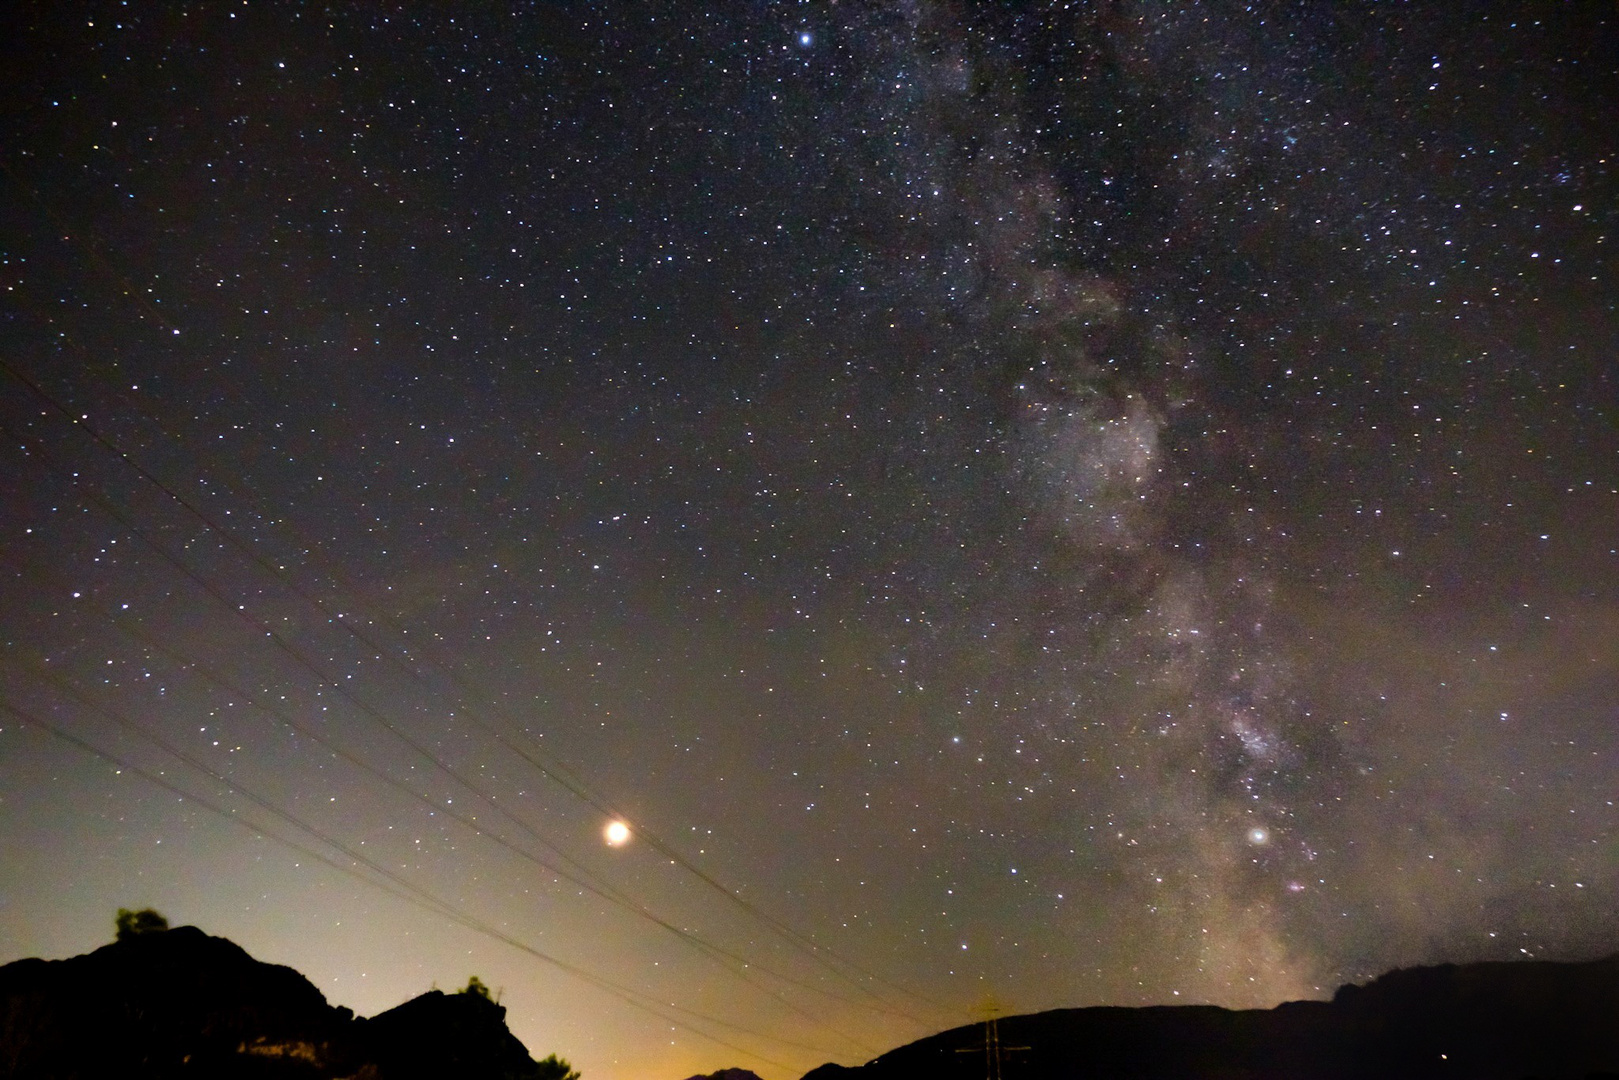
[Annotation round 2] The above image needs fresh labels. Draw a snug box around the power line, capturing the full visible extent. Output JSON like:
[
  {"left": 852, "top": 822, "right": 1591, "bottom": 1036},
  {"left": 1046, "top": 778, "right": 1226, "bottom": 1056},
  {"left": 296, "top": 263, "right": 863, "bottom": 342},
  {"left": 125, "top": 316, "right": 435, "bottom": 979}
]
[
  {"left": 0, "top": 696, "right": 834, "bottom": 1073},
  {"left": 1, "top": 353, "right": 949, "bottom": 1024},
  {"left": 0, "top": 426, "right": 890, "bottom": 1055}
]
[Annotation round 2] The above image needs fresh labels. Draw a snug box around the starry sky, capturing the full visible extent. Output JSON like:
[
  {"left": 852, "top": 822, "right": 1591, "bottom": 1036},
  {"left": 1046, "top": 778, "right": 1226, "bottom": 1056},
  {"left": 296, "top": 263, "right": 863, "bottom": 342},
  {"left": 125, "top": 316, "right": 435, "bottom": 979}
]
[{"left": 1, "top": 3, "right": 1616, "bottom": 1078}]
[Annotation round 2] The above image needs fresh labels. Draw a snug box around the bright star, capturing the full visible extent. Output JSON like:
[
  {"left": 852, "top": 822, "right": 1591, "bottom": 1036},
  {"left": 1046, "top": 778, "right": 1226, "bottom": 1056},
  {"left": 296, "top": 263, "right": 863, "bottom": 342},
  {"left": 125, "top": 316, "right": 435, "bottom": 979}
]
[{"left": 604, "top": 820, "right": 631, "bottom": 847}]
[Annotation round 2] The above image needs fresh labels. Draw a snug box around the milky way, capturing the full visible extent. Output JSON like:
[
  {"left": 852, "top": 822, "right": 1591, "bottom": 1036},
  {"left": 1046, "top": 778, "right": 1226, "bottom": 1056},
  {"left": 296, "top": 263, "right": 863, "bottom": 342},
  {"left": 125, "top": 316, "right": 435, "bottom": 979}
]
[{"left": 2, "top": 4, "right": 1615, "bottom": 1079}]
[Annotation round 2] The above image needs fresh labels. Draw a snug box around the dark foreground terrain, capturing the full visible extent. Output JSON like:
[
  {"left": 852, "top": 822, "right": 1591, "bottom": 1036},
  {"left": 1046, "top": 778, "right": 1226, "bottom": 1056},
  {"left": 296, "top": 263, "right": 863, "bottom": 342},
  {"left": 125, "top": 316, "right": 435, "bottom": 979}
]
[
  {"left": 806, "top": 954, "right": 1619, "bottom": 1080},
  {"left": 4, "top": 925, "right": 1616, "bottom": 1080},
  {"left": 0, "top": 924, "right": 545, "bottom": 1079}
]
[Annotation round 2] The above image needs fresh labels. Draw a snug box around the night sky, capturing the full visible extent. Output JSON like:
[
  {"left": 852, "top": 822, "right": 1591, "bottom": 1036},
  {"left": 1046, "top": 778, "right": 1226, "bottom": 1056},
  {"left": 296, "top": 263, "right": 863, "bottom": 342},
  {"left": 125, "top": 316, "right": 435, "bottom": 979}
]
[{"left": 2, "top": 3, "right": 1616, "bottom": 1078}]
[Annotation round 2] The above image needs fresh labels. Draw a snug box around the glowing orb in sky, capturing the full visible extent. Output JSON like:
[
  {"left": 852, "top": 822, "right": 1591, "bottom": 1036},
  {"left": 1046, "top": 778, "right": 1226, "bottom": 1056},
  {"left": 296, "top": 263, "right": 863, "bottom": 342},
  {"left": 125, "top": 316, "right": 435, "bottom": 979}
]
[
  {"left": 604, "top": 820, "right": 631, "bottom": 847},
  {"left": 1247, "top": 826, "right": 1270, "bottom": 845}
]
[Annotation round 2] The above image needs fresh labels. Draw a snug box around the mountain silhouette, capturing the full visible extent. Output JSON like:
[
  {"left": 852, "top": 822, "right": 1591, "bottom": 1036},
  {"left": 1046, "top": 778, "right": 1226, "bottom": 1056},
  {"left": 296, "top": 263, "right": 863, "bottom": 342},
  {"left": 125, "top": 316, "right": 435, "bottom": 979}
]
[
  {"left": 6, "top": 926, "right": 1614, "bottom": 1080},
  {"left": 803, "top": 954, "right": 1619, "bottom": 1080},
  {"left": 0, "top": 924, "right": 547, "bottom": 1078}
]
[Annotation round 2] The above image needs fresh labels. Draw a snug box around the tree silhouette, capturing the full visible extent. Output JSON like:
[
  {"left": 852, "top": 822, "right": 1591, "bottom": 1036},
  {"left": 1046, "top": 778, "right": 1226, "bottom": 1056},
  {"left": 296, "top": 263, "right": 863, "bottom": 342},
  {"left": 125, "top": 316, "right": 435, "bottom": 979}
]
[
  {"left": 461, "top": 975, "right": 493, "bottom": 1000},
  {"left": 535, "top": 1053, "right": 580, "bottom": 1080},
  {"left": 114, "top": 907, "right": 169, "bottom": 941}
]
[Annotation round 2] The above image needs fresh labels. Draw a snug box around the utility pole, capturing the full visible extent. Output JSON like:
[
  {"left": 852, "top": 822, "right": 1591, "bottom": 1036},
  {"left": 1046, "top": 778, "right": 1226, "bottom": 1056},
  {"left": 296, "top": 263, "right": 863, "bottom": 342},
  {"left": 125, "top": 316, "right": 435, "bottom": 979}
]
[{"left": 954, "top": 1000, "right": 1030, "bottom": 1080}]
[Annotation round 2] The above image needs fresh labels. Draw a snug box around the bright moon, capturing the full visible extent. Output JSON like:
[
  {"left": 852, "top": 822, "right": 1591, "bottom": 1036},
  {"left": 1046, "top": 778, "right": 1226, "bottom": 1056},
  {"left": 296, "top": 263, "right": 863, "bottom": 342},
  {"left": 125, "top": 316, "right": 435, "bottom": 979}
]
[{"left": 604, "top": 820, "right": 631, "bottom": 847}]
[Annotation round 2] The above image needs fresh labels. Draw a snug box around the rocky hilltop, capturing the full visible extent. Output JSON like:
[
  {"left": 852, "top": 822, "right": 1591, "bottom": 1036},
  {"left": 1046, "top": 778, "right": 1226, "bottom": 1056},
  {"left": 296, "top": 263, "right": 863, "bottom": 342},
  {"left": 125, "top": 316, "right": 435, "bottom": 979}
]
[
  {"left": 0, "top": 923, "right": 548, "bottom": 1079},
  {"left": 804, "top": 954, "right": 1619, "bottom": 1080}
]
